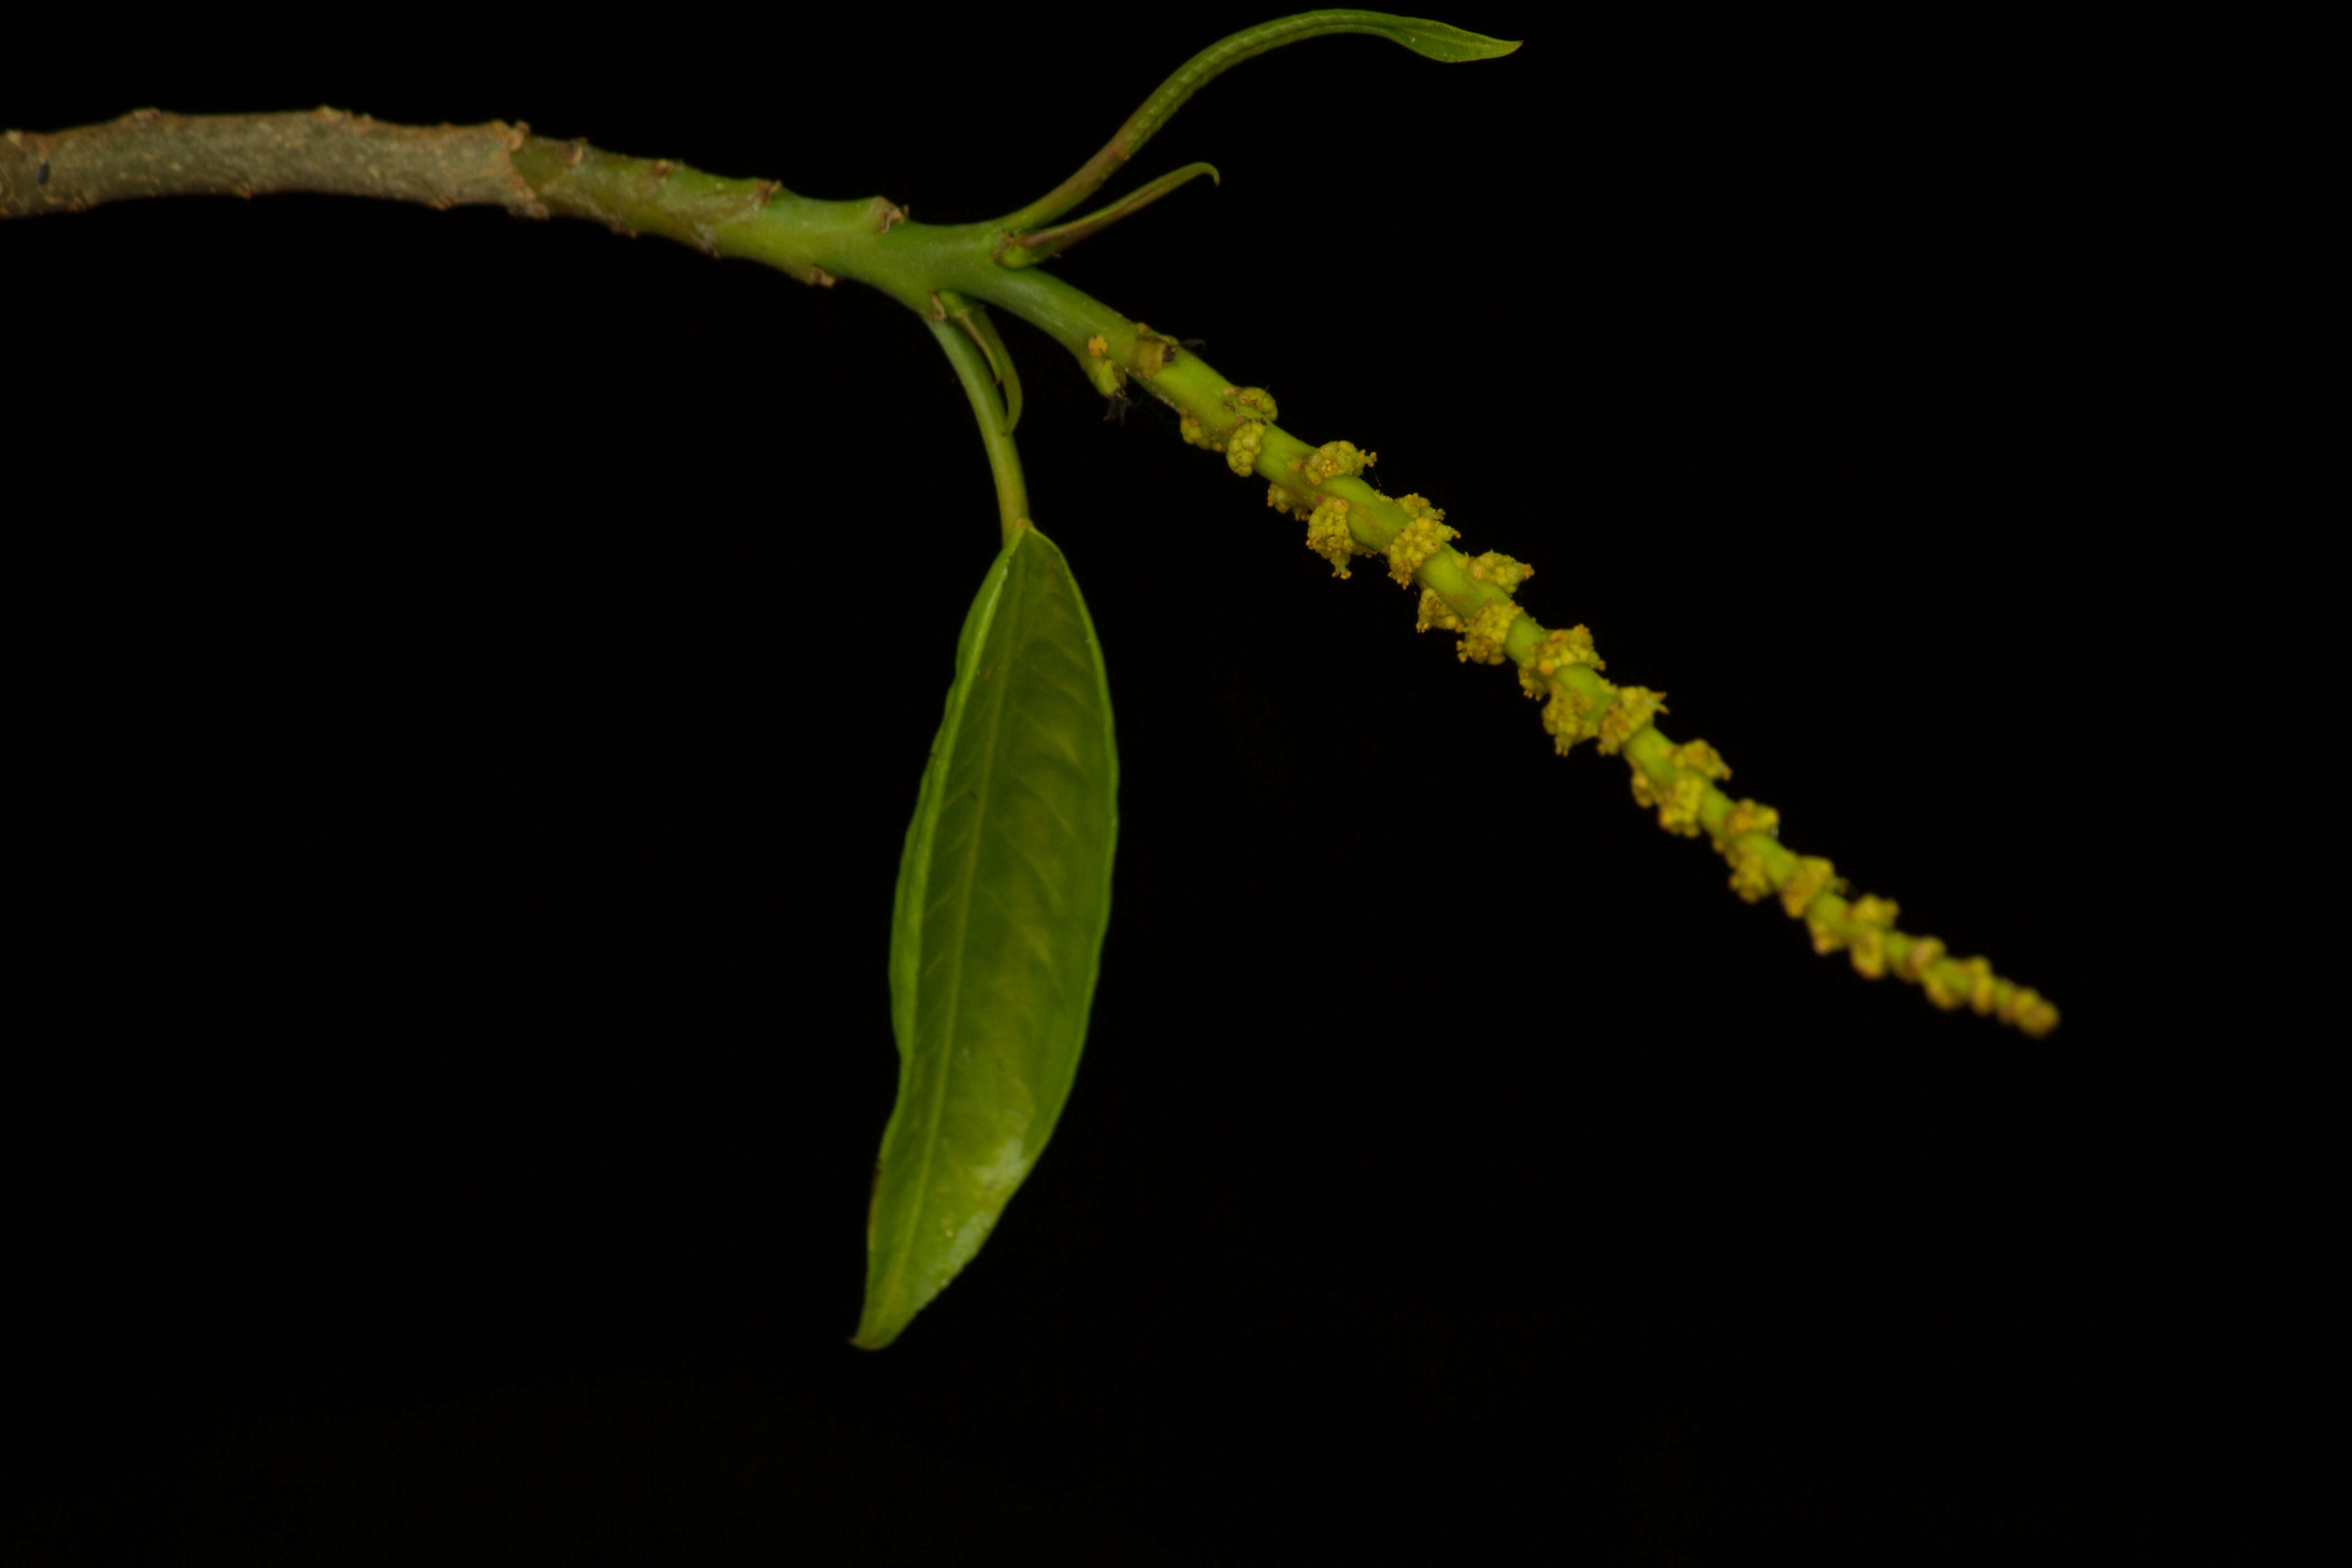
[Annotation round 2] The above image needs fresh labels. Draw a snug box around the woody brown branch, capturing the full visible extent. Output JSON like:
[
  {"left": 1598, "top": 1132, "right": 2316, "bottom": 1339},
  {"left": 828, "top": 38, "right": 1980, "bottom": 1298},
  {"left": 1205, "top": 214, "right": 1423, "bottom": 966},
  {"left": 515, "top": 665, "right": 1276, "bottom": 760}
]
[{"left": 1, "top": 107, "right": 549, "bottom": 220}]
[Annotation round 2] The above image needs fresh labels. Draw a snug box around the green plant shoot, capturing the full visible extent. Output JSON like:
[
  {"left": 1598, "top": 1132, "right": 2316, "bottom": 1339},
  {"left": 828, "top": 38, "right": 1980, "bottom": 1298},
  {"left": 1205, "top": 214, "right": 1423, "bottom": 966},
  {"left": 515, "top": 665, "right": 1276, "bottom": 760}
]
[{"left": 1, "top": 9, "right": 2060, "bottom": 1351}]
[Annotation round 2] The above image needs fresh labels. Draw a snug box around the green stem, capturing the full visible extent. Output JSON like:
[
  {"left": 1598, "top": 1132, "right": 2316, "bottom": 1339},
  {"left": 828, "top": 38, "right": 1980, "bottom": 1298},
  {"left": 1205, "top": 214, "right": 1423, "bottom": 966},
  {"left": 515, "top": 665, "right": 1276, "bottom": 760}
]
[{"left": 925, "top": 314, "right": 1029, "bottom": 549}]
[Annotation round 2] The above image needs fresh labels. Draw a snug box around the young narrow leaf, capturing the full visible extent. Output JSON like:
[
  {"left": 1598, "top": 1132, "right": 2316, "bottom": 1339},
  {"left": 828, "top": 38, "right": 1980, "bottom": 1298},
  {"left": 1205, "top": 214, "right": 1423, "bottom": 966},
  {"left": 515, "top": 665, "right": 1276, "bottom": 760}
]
[
  {"left": 856, "top": 524, "right": 1118, "bottom": 1349},
  {"left": 1118, "top": 11, "right": 1523, "bottom": 158},
  {"left": 997, "top": 11, "right": 1520, "bottom": 234}
]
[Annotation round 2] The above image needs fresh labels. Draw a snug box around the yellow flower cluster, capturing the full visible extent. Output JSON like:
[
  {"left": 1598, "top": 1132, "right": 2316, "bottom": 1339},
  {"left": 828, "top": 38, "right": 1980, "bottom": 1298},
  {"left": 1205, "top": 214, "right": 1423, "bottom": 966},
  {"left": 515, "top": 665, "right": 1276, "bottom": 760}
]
[
  {"left": 1538, "top": 681, "right": 1610, "bottom": 754},
  {"left": 1667, "top": 739, "right": 1730, "bottom": 781},
  {"left": 1456, "top": 601, "right": 1522, "bottom": 665},
  {"left": 1304, "top": 498, "right": 1359, "bottom": 577},
  {"left": 1465, "top": 551, "right": 1531, "bottom": 593},
  {"left": 1301, "top": 440, "right": 1374, "bottom": 485},
  {"left": 1221, "top": 384, "right": 1279, "bottom": 421},
  {"left": 1630, "top": 770, "right": 1710, "bottom": 838},
  {"left": 1596, "top": 686, "right": 1665, "bottom": 755},
  {"left": 1413, "top": 591, "right": 1461, "bottom": 635},
  {"left": 1514, "top": 625, "right": 1604, "bottom": 697},
  {"left": 1174, "top": 385, "right": 1279, "bottom": 472},
  {"left": 1266, "top": 481, "right": 1310, "bottom": 522},
  {"left": 1826, "top": 894, "right": 1903, "bottom": 977},
  {"left": 1386, "top": 515, "right": 1457, "bottom": 586},
  {"left": 1628, "top": 737, "right": 1734, "bottom": 841},
  {"left": 1515, "top": 638, "right": 1668, "bottom": 768},
  {"left": 1725, "top": 839, "right": 1776, "bottom": 903},
  {"left": 1778, "top": 855, "right": 1838, "bottom": 919},
  {"left": 1225, "top": 420, "right": 1266, "bottom": 477}
]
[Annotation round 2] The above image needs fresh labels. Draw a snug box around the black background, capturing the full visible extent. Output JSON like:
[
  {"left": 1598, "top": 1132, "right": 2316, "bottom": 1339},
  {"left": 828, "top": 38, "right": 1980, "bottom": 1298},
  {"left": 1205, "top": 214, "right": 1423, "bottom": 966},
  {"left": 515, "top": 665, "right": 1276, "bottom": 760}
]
[{"left": 7, "top": 6, "right": 2322, "bottom": 1563}]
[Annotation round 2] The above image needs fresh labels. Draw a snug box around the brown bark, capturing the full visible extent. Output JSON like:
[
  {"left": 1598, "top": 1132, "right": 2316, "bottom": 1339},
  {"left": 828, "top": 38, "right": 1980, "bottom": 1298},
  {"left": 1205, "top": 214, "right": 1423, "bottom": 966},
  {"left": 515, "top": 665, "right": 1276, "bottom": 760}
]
[{"left": 1, "top": 107, "right": 544, "bottom": 221}]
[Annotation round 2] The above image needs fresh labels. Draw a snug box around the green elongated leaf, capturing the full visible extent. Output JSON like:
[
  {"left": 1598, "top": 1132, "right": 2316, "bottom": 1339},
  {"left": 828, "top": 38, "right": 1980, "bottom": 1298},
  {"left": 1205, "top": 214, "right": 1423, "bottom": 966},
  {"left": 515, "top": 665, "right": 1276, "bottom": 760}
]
[
  {"left": 1118, "top": 12, "right": 1522, "bottom": 162},
  {"left": 996, "top": 11, "right": 1520, "bottom": 235},
  {"left": 855, "top": 523, "right": 1118, "bottom": 1350}
]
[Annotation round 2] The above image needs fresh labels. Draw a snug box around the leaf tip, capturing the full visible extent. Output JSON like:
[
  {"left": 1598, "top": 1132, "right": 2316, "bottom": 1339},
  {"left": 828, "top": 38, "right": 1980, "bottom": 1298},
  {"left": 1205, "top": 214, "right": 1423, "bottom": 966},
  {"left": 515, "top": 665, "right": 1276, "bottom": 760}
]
[
  {"left": 1442, "top": 34, "right": 1523, "bottom": 62},
  {"left": 1390, "top": 20, "right": 1523, "bottom": 63}
]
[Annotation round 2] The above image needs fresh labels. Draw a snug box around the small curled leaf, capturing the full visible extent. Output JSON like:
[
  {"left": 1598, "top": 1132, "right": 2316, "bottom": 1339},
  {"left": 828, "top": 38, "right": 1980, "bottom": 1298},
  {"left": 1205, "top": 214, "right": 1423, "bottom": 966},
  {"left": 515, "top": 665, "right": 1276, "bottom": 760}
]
[{"left": 855, "top": 524, "right": 1118, "bottom": 1349}]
